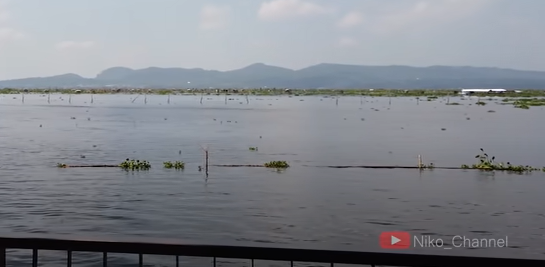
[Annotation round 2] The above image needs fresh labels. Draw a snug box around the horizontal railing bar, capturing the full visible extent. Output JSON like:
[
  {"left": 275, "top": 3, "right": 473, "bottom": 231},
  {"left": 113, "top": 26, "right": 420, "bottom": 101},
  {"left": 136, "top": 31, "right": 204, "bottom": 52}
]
[{"left": 0, "top": 236, "right": 544, "bottom": 267}]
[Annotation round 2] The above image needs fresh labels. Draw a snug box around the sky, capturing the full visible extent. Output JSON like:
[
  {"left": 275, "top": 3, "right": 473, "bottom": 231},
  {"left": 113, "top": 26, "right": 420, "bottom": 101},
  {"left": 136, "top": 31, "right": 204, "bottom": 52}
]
[{"left": 0, "top": 0, "right": 544, "bottom": 79}]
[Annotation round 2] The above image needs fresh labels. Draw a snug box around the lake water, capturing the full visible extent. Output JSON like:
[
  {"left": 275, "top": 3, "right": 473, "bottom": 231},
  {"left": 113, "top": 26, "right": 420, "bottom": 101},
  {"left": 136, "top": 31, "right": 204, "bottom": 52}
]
[{"left": 1, "top": 93, "right": 544, "bottom": 266}]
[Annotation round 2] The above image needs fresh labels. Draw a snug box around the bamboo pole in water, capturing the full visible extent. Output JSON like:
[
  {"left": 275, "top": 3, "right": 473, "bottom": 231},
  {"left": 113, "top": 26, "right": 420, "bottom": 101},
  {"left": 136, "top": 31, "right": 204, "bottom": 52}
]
[
  {"left": 131, "top": 95, "right": 140, "bottom": 103},
  {"left": 205, "top": 149, "right": 209, "bottom": 176}
]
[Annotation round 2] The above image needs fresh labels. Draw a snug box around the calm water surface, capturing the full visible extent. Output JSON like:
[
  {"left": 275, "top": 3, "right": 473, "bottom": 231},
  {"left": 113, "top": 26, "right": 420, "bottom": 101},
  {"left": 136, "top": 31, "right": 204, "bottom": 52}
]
[{"left": 1, "top": 94, "right": 544, "bottom": 266}]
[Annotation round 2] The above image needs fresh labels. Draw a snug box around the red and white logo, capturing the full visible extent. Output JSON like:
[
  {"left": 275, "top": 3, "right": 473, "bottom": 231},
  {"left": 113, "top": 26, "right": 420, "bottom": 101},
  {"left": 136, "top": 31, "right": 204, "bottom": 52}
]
[{"left": 379, "top": 232, "right": 411, "bottom": 249}]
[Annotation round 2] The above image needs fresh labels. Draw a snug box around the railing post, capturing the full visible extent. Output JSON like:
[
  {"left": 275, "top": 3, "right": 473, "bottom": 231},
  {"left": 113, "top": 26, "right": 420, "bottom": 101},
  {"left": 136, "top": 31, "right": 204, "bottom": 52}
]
[
  {"left": 67, "top": 251, "right": 72, "bottom": 267},
  {"left": 32, "top": 249, "right": 38, "bottom": 267},
  {"left": 0, "top": 247, "right": 5, "bottom": 267},
  {"left": 139, "top": 254, "right": 143, "bottom": 267},
  {"left": 176, "top": 255, "right": 179, "bottom": 267},
  {"left": 103, "top": 252, "right": 107, "bottom": 267}
]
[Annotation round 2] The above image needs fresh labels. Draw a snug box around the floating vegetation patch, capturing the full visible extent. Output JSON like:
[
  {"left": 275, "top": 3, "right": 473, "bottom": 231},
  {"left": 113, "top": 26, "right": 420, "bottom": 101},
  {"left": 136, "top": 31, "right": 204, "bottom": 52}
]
[
  {"left": 463, "top": 149, "right": 542, "bottom": 173},
  {"left": 163, "top": 161, "right": 185, "bottom": 170},
  {"left": 512, "top": 98, "right": 545, "bottom": 109},
  {"left": 264, "top": 161, "right": 290, "bottom": 168},
  {"left": 446, "top": 102, "right": 460, "bottom": 105},
  {"left": 514, "top": 104, "right": 530, "bottom": 109},
  {"left": 475, "top": 101, "right": 486, "bottom": 106},
  {"left": 249, "top": 147, "right": 258, "bottom": 151},
  {"left": 119, "top": 159, "right": 151, "bottom": 171}
]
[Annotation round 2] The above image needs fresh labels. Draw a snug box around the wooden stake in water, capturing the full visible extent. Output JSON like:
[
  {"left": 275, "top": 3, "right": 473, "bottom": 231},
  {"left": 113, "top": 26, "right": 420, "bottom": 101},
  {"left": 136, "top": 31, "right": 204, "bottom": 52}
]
[
  {"left": 389, "top": 96, "right": 392, "bottom": 106},
  {"left": 144, "top": 94, "right": 147, "bottom": 104},
  {"left": 48, "top": 94, "right": 50, "bottom": 104},
  {"left": 447, "top": 95, "right": 450, "bottom": 104},
  {"left": 200, "top": 93, "right": 203, "bottom": 104},
  {"left": 91, "top": 94, "right": 94, "bottom": 104},
  {"left": 336, "top": 97, "right": 339, "bottom": 106},
  {"left": 246, "top": 94, "right": 249, "bottom": 104},
  {"left": 416, "top": 97, "right": 419, "bottom": 105},
  {"left": 360, "top": 95, "right": 363, "bottom": 105},
  {"left": 225, "top": 94, "right": 227, "bottom": 105},
  {"left": 69, "top": 94, "right": 72, "bottom": 104},
  {"left": 22, "top": 94, "right": 24, "bottom": 104},
  {"left": 205, "top": 149, "right": 209, "bottom": 177},
  {"left": 167, "top": 95, "right": 170, "bottom": 104}
]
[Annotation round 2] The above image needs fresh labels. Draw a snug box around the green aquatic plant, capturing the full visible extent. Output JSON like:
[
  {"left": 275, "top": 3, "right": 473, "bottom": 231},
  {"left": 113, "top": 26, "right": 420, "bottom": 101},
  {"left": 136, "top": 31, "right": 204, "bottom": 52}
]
[
  {"left": 502, "top": 98, "right": 545, "bottom": 109},
  {"left": 249, "top": 147, "right": 258, "bottom": 151},
  {"left": 468, "top": 149, "right": 540, "bottom": 173},
  {"left": 446, "top": 102, "right": 460, "bottom": 105},
  {"left": 264, "top": 161, "right": 290, "bottom": 168},
  {"left": 57, "top": 163, "right": 67, "bottom": 168},
  {"left": 119, "top": 158, "right": 151, "bottom": 171},
  {"left": 475, "top": 101, "right": 486, "bottom": 106},
  {"left": 514, "top": 104, "right": 530, "bottom": 109},
  {"left": 163, "top": 161, "right": 185, "bottom": 170}
]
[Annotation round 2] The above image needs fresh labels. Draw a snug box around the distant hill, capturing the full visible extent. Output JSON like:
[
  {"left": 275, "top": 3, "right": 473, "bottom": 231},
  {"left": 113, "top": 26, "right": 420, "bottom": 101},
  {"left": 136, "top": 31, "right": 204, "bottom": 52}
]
[{"left": 2, "top": 63, "right": 545, "bottom": 89}]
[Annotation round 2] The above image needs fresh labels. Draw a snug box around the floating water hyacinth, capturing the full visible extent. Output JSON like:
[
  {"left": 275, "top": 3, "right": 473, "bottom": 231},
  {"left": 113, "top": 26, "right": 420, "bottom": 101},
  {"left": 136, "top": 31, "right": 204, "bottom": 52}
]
[
  {"left": 163, "top": 161, "right": 185, "bottom": 170},
  {"left": 263, "top": 161, "right": 290, "bottom": 168},
  {"left": 119, "top": 159, "right": 151, "bottom": 171},
  {"left": 462, "top": 149, "right": 542, "bottom": 173}
]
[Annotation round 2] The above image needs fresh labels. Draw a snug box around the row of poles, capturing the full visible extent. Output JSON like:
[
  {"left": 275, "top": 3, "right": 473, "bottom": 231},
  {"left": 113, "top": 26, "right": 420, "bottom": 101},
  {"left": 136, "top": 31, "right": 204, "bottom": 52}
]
[{"left": 16, "top": 93, "right": 455, "bottom": 106}]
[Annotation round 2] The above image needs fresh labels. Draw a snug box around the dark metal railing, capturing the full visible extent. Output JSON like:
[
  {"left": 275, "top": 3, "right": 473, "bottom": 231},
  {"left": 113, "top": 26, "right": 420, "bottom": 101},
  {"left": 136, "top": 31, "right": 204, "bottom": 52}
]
[{"left": 1, "top": 234, "right": 544, "bottom": 267}]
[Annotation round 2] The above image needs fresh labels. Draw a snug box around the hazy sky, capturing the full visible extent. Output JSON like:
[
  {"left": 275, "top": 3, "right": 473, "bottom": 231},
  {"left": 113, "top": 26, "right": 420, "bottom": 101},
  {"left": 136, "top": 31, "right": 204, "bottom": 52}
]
[{"left": 0, "top": 0, "right": 544, "bottom": 79}]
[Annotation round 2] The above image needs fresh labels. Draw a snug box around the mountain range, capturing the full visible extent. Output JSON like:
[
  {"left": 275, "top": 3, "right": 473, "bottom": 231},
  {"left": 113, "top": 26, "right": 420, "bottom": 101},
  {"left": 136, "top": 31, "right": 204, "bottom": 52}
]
[{"left": 2, "top": 63, "right": 545, "bottom": 89}]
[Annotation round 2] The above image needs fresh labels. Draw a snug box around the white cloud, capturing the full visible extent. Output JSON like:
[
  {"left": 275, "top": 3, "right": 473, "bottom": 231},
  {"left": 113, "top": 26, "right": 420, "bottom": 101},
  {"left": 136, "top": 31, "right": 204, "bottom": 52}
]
[
  {"left": 338, "top": 37, "right": 357, "bottom": 47},
  {"left": 258, "top": 0, "right": 331, "bottom": 21},
  {"left": 55, "top": 41, "right": 96, "bottom": 50},
  {"left": 200, "top": 4, "right": 230, "bottom": 30},
  {"left": 367, "top": 0, "right": 492, "bottom": 34},
  {"left": 0, "top": 27, "right": 23, "bottom": 40},
  {"left": 337, "top": 12, "right": 364, "bottom": 28},
  {"left": 0, "top": 0, "right": 25, "bottom": 43}
]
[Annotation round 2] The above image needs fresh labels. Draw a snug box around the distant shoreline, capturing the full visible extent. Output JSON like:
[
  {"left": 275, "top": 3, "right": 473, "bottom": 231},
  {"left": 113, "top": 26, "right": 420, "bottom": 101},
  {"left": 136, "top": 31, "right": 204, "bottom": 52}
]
[{"left": 2, "top": 88, "right": 545, "bottom": 98}]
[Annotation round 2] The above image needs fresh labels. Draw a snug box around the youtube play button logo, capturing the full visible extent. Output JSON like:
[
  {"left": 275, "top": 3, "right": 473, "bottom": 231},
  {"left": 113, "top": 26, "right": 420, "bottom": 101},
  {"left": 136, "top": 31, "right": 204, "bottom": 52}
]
[{"left": 380, "top": 232, "right": 410, "bottom": 249}]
